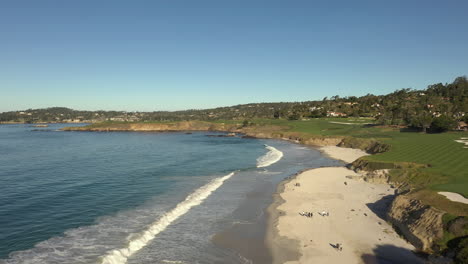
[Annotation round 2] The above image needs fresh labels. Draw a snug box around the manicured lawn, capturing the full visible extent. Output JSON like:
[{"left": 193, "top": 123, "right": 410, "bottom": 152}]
[
  {"left": 251, "top": 118, "right": 468, "bottom": 197},
  {"left": 370, "top": 132, "right": 468, "bottom": 196}
]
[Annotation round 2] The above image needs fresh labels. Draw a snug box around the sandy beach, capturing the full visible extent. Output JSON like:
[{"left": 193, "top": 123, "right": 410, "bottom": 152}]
[{"left": 268, "top": 146, "right": 423, "bottom": 264}]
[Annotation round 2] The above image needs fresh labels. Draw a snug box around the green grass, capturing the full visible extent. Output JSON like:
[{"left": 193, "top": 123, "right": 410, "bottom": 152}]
[
  {"left": 246, "top": 118, "right": 468, "bottom": 197},
  {"left": 367, "top": 132, "right": 468, "bottom": 196}
]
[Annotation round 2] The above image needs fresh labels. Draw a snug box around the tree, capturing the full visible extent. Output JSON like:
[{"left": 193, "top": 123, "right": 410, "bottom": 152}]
[
  {"left": 273, "top": 110, "right": 281, "bottom": 119},
  {"left": 431, "top": 115, "right": 457, "bottom": 132},
  {"left": 412, "top": 111, "right": 433, "bottom": 133}
]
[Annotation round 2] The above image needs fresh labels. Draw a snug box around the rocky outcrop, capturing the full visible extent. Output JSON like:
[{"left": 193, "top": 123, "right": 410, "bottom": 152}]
[
  {"left": 387, "top": 194, "right": 445, "bottom": 252},
  {"left": 63, "top": 122, "right": 345, "bottom": 148},
  {"left": 338, "top": 137, "right": 391, "bottom": 154},
  {"left": 362, "top": 169, "right": 390, "bottom": 184},
  {"left": 301, "top": 136, "right": 343, "bottom": 146}
]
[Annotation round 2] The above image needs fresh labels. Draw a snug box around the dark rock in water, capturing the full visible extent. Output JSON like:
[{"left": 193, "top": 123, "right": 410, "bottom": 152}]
[
  {"left": 185, "top": 132, "right": 192, "bottom": 134},
  {"left": 206, "top": 133, "right": 237, "bottom": 138},
  {"left": 241, "top": 135, "right": 257, "bottom": 139},
  {"left": 31, "top": 129, "right": 54, "bottom": 132}
]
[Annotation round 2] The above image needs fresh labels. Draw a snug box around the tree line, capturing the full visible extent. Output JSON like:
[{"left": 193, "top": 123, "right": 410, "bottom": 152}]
[{"left": 1, "top": 76, "right": 467, "bottom": 132}]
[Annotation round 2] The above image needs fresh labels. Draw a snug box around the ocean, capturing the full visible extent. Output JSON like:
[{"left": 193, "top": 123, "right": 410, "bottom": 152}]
[{"left": 0, "top": 124, "right": 341, "bottom": 264}]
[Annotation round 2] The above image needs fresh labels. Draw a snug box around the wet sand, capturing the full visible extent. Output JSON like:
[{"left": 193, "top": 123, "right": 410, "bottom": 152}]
[{"left": 212, "top": 182, "right": 275, "bottom": 263}]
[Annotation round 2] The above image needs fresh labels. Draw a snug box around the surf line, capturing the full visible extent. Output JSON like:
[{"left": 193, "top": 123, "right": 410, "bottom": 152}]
[
  {"left": 100, "top": 172, "right": 235, "bottom": 264},
  {"left": 256, "top": 145, "right": 284, "bottom": 168}
]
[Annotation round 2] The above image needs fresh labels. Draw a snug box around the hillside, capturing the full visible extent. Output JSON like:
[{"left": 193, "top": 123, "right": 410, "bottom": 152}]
[{"left": 2, "top": 76, "right": 467, "bottom": 133}]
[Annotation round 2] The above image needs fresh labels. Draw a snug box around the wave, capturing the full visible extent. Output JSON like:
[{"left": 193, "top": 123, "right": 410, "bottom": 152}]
[
  {"left": 99, "top": 172, "right": 235, "bottom": 264},
  {"left": 256, "top": 145, "right": 283, "bottom": 168}
]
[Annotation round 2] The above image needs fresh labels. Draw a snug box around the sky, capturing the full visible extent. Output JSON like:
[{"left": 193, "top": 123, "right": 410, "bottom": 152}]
[{"left": 1, "top": 0, "right": 467, "bottom": 112}]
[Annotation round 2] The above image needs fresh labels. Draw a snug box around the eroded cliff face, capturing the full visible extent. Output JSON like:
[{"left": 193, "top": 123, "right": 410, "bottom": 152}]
[
  {"left": 387, "top": 194, "right": 445, "bottom": 252},
  {"left": 351, "top": 169, "right": 447, "bottom": 254},
  {"left": 361, "top": 169, "right": 391, "bottom": 184}
]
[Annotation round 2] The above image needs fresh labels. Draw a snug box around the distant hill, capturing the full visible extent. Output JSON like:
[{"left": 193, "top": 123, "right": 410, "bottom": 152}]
[{"left": 1, "top": 76, "right": 467, "bottom": 132}]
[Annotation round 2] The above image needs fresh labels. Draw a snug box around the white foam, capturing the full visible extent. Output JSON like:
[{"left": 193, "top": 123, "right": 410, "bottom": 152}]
[
  {"left": 256, "top": 145, "right": 284, "bottom": 168},
  {"left": 99, "top": 172, "right": 235, "bottom": 264}
]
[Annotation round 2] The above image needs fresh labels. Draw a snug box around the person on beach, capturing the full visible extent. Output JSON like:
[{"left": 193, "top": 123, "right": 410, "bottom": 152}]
[
  {"left": 337, "top": 243, "right": 343, "bottom": 251},
  {"left": 319, "top": 211, "right": 329, "bottom": 216}
]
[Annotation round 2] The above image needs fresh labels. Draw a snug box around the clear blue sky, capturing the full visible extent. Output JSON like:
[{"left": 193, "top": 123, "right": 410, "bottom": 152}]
[{"left": 1, "top": 0, "right": 467, "bottom": 112}]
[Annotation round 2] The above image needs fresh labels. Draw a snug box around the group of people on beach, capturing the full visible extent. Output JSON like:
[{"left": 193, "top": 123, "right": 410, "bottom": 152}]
[
  {"left": 295, "top": 181, "right": 342, "bottom": 252},
  {"left": 299, "top": 210, "right": 330, "bottom": 218},
  {"left": 299, "top": 211, "right": 313, "bottom": 217}
]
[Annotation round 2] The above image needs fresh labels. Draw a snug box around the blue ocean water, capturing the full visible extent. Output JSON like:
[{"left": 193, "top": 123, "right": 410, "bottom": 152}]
[{"left": 0, "top": 124, "right": 341, "bottom": 264}]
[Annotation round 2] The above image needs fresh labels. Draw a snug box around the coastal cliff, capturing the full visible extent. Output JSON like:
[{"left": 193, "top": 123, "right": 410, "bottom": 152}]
[
  {"left": 387, "top": 194, "right": 445, "bottom": 252},
  {"left": 62, "top": 121, "right": 345, "bottom": 147},
  {"left": 360, "top": 169, "right": 468, "bottom": 262},
  {"left": 61, "top": 121, "right": 236, "bottom": 132}
]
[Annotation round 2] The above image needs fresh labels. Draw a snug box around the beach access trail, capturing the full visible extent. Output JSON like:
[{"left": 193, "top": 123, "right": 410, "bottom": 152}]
[{"left": 269, "top": 146, "right": 423, "bottom": 264}]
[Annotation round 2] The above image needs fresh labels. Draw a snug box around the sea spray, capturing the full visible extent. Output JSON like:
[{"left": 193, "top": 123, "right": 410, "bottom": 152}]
[
  {"left": 256, "top": 145, "right": 283, "bottom": 168},
  {"left": 100, "top": 172, "right": 236, "bottom": 264}
]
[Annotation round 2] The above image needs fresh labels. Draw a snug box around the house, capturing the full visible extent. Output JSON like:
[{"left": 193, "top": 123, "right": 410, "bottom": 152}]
[
  {"left": 457, "top": 121, "right": 468, "bottom": 131},
  {"left": 309, "top": 106, "right": 323, "bottom": 111},
  {"left": 109, "top": 116, "right": 126, "bottom": 122},
  {"left": 327, "top": 111, "right": 347, "bottom": 117}
]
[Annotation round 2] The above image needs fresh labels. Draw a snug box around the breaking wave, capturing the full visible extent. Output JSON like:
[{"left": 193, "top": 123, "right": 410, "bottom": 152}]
[
  {"left": 256, "top": 145, "right": 283, "bottom": 168},
  {"left": 99, "top": 172, "right": 235, "bottom": 264}
]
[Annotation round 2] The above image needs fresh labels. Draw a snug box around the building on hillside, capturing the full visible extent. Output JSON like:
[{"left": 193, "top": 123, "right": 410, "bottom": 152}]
[
  {"left": 457, "top": 121, "right": 468, "bottom": 131},
  {"left": 109, "top": 116, "right": 126, "bottom": 122},
  {"left": 327, "top": 111, "right": 347, "bottom": 117},
  {"left": 309, "top": 106, "right": 323, "bottom": 111}
]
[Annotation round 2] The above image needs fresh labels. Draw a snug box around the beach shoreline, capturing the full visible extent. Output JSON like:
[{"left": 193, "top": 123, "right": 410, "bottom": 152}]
[{"left": 266, "top": 146, "right": 423, "bottom": 264}]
